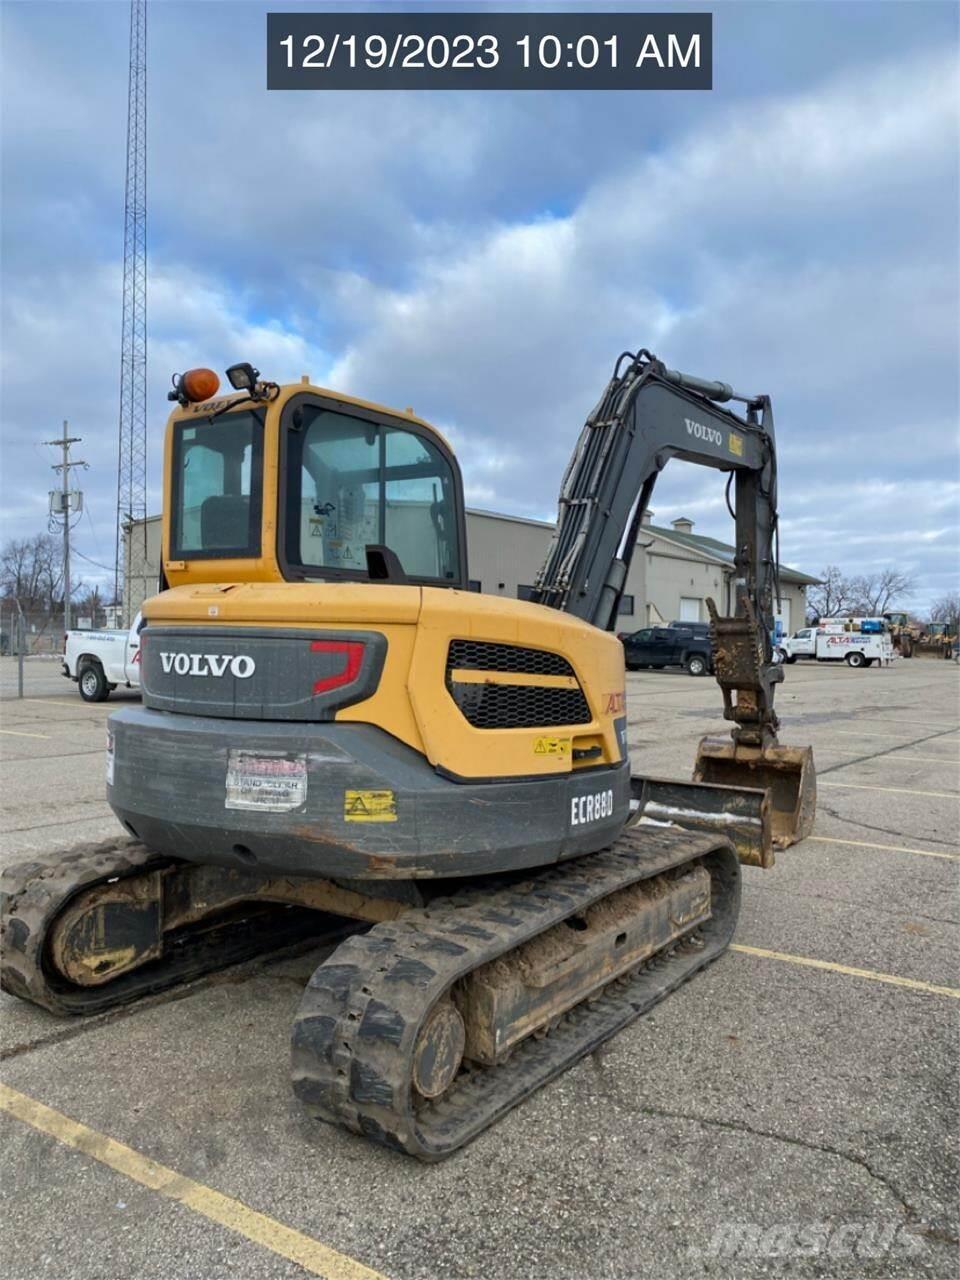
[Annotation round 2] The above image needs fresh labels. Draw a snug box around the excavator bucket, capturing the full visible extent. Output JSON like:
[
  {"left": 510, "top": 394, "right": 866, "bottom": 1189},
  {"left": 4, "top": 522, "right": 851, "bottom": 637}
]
[
  {"left": 694, "top": 738, "right": 816, "bottom": 849},
  {"left": 698, "top": 599, "right": 817, "bottom": 849}
]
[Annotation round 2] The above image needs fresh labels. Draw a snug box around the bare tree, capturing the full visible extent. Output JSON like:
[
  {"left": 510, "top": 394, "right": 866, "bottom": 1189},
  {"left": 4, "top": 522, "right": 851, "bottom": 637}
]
[
  {"left": 74, "top": 585, "right": 107, "bottom": 628},
  {"left": 929, "top": 592, "right": 960, "bottom": 624},
  {"left": 0, "top": 533, "right": 88, "bottom": 645},
  {"left": 0, "top": 534, "right": 65, "bottom": 612},
  {"left": 848, "top": 568, "right": 916, "bottom": 615},
  {"left": 806, "top": 566, "right": 855, "bottom": 621},
  {"left": 807, "top": 565, "right": 917, "bottom": 621}
]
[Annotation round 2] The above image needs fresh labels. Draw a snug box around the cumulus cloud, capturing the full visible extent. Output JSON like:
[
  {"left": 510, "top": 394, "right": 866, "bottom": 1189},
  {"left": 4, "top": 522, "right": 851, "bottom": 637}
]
[
  {"left": 1, "top": 4, "right": 957, "bottom": 609},
  {"left": 1, "top": 260, "right": 333, "bottom": 541},
  {"left": 315, "top": 46, "right": 959, "bottom": 602}
]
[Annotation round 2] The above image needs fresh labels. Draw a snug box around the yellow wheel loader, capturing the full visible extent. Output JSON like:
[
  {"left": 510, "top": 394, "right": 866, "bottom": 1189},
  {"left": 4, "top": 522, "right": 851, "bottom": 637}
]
[
  {"left": 1, "top": 350, "right": 815, "bottom": 1159},
  {"left": 883, "top": 612, "right": 916, "bottom": 658},
  {"left": 915, "top": 620, "right": 957, "bottom": 660},
  {"left": 884, "top": 613, "right": 956, "bottom": 660}
]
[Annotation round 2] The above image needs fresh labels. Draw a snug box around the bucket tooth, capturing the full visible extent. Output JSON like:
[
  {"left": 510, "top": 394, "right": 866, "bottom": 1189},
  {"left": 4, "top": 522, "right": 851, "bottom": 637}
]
[{"left": 694, "top": 737, "right": 816, "bottom": 849}]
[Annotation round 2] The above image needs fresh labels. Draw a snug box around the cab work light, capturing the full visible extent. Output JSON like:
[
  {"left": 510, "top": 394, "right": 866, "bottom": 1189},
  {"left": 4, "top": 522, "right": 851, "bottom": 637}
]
[
  {"left": 226, "top": 362, "right": 259, "bottom": 392},
  {"left": 310, "top": 640, "right": 365, "bottom": 695}
]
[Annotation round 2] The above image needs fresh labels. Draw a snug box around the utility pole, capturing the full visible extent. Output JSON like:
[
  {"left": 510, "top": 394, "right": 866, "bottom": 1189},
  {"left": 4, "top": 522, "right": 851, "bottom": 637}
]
[{"left": 45, "top": 421, "right": 86, "bottom": 633}]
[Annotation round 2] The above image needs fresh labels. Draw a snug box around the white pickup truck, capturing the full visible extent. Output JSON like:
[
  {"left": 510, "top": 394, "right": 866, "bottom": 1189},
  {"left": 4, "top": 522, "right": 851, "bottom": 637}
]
[
  {"left": 62, "top": 614, "right": 142, "bottom": 701},
  {"left": 778, "top": 624, "right": 894, "bottom": 669}
]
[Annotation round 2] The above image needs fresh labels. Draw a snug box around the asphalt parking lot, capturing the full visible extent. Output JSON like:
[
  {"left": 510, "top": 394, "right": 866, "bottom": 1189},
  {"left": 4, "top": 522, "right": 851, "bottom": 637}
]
[{"left": 1, "top": 653, "right": 957, "bottom": 1279}]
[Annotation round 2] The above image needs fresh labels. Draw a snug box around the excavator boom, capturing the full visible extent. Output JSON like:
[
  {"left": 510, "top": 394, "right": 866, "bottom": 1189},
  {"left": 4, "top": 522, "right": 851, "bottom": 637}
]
[{"left": 534, "top": 351, "right": 815, "bottom": 845}]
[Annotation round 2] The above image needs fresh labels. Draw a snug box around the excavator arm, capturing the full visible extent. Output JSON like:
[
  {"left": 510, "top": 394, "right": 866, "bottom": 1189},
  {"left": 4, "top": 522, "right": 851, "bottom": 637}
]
[{"left": 533, "top": 350, "right": 815, "bottom": 847}]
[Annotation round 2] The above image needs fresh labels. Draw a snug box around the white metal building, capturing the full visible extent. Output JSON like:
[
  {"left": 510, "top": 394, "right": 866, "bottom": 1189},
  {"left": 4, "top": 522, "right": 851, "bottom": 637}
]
[
  {"left": 636, "top": 515, "right": 818, "bottom": 634},
  {"left": 125, "top": 509, "right": 816, "bottom": 631}
]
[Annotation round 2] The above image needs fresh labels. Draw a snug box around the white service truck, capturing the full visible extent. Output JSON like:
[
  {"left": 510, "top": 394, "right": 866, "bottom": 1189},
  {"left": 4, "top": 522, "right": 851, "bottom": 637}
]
[
  {"left": 778, "top": 622, "right": 894, "bottom": 669},
  {"left": 62, "top": 614, "right": 142, "bottom": 701}
]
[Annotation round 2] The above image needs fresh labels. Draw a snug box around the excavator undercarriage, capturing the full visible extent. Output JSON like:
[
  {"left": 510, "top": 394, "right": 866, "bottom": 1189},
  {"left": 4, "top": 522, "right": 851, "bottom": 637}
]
[{"left": 2, "top": 826, "right": 738, "bottom": 1159}]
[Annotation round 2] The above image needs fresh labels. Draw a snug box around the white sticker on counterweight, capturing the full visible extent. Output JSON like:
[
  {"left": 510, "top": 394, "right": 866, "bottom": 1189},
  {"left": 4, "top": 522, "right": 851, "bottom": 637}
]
[{"left": 225, "top": 751, "right": 307, "bottom": 812}]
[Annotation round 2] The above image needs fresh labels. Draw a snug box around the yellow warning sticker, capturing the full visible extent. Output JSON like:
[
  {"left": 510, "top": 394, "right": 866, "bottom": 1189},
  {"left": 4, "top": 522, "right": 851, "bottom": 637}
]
[
  {"left": 533, "top": 736, "right": 571, "bottom": 757},
  {"left": 728, "top": 432, "right": 744, "bottom": 457},
  {"left": 344, "top": 790, "right": 397, "bottom": 822}
]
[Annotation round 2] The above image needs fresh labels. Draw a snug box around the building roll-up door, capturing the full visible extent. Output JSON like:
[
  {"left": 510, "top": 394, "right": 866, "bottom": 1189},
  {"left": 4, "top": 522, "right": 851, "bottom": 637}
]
[{"left": 775, "top": 598, "right": 791, "bottom": 638}]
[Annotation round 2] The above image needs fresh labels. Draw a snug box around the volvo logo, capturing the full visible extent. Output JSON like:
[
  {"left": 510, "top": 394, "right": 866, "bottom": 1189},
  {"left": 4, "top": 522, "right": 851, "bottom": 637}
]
[
  {"left": 685, "top": 417, "right": 723, "bottom": 447},
  {"left": 159, "top": 652, "right": 256, "bottom": 678}
]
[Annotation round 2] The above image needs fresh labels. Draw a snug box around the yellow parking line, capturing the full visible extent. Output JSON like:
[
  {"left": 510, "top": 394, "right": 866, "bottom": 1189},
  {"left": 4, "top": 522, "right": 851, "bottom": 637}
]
[
  {"left": 730, "top": 946, "right": 960, "bottom": 998},
  {"left": 0, "top": 728, "right": 49, "bottom": 739},
  {"left": 827, "top": 730, "right": 930, "bottom": 741},
  {"left": 808, "top": 835, "right": 960, "bottom": 862},
  {"left": 21, "top": 698, "right": 93, "bottom": 710},
  {"left": 884, "top": 753, "right": 960, "bottom": 765},
  {"left": 815, "top": 750, "right": 957, "bottom": 766},
  {"left": 0, "top": 1084, "right": 387, "bottom": 1280},
  {"left": 849, "top": 718, "right": 959, "bottom": 730},
  {"left": 819, "top": 780, "right": 957, "bottom": 799}
]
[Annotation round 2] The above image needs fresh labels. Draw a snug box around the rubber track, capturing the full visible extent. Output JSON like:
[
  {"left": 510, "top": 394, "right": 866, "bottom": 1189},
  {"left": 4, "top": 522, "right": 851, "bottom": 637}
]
[
  {"left": 291, "top": 826, "right": 740, "bottom": 1160},
  {"left": 1, "top": 839, "right": 327, "bottom": 1016}
]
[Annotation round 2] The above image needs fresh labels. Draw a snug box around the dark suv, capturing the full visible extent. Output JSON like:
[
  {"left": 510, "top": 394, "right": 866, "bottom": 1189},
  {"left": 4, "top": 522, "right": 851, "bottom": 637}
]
[{"left": 619, "top": 623, "right": 713, "bottom": 676}]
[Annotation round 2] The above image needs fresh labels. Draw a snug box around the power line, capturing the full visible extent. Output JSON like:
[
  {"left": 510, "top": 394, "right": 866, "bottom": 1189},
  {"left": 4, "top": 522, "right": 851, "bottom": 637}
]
[
  {"left": 84, "top": 502, "right": 104, "bottom": 557},
  {"left": 73, "top": 548, "right": 117, "bottom": 574}
]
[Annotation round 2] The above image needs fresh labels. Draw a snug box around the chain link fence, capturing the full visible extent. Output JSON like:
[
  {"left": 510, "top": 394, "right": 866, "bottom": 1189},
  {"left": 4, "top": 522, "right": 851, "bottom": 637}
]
[{"left": 0, "top": 604, "right": 63, "bottom": 656}]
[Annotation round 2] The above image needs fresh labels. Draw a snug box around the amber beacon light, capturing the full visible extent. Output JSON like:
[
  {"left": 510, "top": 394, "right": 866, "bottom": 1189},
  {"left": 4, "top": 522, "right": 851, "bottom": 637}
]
[{"left": 169, "top": 368, "right": 220, "bottom": 404}]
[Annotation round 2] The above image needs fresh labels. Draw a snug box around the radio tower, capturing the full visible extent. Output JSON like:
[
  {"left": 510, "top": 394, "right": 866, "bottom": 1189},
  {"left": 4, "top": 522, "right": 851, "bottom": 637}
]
[{"left": 114, "top": 0, "right": 147, "bottom": 625}]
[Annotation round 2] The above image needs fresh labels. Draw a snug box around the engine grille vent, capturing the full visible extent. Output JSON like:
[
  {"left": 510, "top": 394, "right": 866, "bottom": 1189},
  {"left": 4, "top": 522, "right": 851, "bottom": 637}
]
[
  {"left": 447, "top": 640, "right": 574, "bottom": 677},
  {"left": 446, "top": 640, "right": 591, "bottom": 729}
]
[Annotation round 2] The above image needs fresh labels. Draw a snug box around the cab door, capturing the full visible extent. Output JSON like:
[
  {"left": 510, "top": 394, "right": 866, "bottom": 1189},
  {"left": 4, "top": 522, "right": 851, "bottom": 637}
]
[
  {"left": 792, "top": 628, "right": 816, "bottom": 656},
  {"left": 648, "top": 628, "right": 678, "bottom": 667},
  {"left": 623, "top": 628, "right": 655, "bottom": 667},
  {"left": 126, "top": 612, "right": 144, "bottom": 683},
  {"left": 664, "top": 627, "right": 693, "bottom": 665}
]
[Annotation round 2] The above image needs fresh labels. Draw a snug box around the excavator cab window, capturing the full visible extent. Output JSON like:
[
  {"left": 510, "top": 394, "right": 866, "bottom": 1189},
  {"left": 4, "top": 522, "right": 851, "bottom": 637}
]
[
  {"left": 170, "top": 411, "right": 264, "bottom": 558},
  {"left": 282, "top": 402, "right": 462, "bottom": 585}
]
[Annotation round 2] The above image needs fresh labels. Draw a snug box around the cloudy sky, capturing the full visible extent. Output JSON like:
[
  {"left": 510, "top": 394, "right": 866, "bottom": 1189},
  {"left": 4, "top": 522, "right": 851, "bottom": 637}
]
[{"left": 2, "top": 1, "right": 958, "bottom": 611}]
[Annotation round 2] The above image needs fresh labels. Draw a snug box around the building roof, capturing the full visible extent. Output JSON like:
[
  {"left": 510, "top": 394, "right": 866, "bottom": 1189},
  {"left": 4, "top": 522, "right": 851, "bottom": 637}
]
[
  {"left": 466, "top": 506, "right": 554, "bottom": 530},
  {"left": 645, "top": 523, "right": 821, "bottom": 587}
]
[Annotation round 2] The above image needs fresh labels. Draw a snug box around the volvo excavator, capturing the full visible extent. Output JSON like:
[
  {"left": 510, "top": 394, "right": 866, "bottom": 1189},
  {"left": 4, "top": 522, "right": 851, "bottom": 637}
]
[{"left": 1, "top": 349, "right": 815, "bottom": 1159}]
